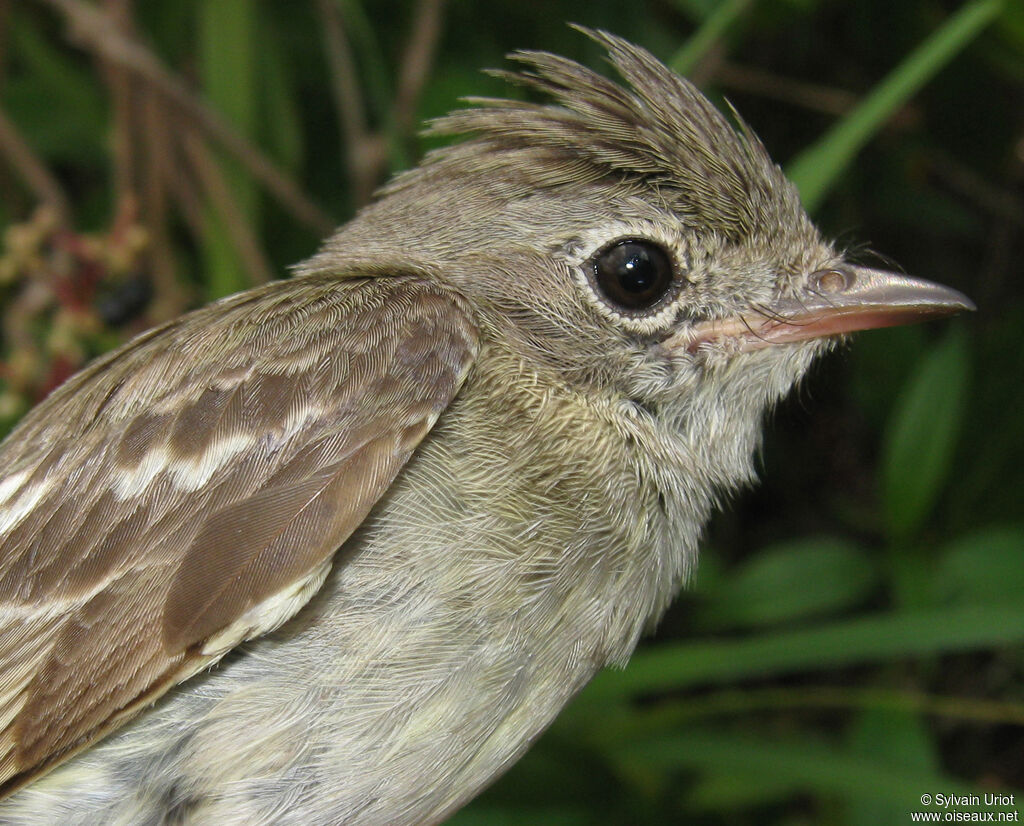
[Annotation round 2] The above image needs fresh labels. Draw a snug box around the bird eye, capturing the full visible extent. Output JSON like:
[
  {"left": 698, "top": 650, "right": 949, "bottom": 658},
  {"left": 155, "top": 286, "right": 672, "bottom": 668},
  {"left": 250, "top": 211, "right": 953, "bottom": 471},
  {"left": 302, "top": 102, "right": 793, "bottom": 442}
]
[{"left": 590, "top": 240, "right": 676, "bottom": 313}]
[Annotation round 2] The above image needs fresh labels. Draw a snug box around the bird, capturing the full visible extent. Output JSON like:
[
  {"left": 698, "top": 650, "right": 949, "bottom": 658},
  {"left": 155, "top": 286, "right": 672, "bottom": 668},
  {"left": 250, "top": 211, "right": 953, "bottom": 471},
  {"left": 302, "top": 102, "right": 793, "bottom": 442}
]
[{"left": 0, "top": 28, "right": 972, "bottom": 826}]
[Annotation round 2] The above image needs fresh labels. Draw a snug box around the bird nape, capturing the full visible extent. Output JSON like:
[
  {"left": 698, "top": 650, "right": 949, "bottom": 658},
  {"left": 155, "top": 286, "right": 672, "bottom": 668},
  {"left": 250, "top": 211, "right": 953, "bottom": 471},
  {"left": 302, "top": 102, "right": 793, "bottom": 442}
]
[{"left": 0, "top": 28, "right": 971, "bottom": 826}]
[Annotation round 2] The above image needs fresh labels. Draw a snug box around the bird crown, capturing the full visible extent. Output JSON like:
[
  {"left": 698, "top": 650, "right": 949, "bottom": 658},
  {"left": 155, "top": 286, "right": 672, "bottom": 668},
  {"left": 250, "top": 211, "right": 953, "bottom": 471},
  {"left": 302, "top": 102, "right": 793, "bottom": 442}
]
[{"left": 402, "top": 28, "right": 810, "bottom": 244}]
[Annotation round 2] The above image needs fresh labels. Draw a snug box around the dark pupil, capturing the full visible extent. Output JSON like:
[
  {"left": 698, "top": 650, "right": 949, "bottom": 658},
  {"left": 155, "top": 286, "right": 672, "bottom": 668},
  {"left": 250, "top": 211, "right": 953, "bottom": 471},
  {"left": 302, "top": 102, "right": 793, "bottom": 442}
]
[{"left": 593, "top": 240, "right": 673, "bottom": 311}]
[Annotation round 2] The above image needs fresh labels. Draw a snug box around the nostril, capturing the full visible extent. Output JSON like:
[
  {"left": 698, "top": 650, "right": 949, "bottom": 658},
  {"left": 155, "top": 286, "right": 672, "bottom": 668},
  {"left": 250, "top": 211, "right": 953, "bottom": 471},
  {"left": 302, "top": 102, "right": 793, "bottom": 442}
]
[{"left": 810, "top": 268, "right": 851, "bottom": 295}]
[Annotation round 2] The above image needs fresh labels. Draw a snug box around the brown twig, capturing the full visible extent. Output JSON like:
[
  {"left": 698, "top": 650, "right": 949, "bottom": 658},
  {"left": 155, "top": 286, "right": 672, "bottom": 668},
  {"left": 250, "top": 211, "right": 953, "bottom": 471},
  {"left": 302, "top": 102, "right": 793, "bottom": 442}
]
[
  {"left": 183, "top": 131, "right": 274, "bottom": 287},
  {"left": 98, "top": 0, "right": 137, "bottom": 208},
  {"left": 140, "top": 88, "right": 190, "bottom": 319},
  {"left": 35, "top": 0, "right": 334, "bottom": 235},
  {"left": 392, "top": 0, "right": 447, "bottom": 139},
  {"left": 2, "top": 276, "right": 51, "bottom": 358},
  {"left": 713, "top": 61, "right": 861, "bottom": 116},
  {"left": 929, "top": 149, "right": 1024, "bottom": 228},
  {"left": 166, "top": 138, "right": 212, "bottom": 256},
  {"left": 92, "top": 0, "right": 187, "bottom": 319},
  {"left": 0, "top": 0, "right": 12, "bottom": 92},
  {"left": 0, "top": 106, "right": 72, "bottom": 224},
  {"left": 315, "top": 0, "right": 382, "bottom": 207}
]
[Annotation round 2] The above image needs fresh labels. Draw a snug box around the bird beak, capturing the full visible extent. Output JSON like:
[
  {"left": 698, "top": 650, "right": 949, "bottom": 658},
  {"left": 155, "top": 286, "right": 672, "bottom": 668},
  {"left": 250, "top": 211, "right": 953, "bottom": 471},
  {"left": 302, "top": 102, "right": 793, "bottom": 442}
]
[{"left": 676, "top": 265, "right": 975, "bottom": 354}]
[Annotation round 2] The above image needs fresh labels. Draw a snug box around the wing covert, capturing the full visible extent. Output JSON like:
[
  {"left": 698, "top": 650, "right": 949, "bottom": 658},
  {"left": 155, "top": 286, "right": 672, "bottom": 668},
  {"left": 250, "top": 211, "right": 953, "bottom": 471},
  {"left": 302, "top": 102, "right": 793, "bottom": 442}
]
[{"left": 0, "top": 273, "right": 477, "bottom": 790}]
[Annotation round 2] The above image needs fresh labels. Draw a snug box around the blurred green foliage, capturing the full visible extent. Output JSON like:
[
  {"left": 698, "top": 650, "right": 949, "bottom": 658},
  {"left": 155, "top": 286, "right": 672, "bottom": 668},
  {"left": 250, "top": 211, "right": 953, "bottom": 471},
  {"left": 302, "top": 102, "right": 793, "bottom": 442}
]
[{"left": 0, "top": 0, "right": 1021, "bottom": 823}]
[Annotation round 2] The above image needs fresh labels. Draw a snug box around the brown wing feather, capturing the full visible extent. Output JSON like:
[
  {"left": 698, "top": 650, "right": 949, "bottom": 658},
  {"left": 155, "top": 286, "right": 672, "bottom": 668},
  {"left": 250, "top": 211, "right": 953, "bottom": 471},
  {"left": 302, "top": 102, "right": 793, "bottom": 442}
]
[{"left": 0, "top": 273, "right": 477, "bottom": 790}]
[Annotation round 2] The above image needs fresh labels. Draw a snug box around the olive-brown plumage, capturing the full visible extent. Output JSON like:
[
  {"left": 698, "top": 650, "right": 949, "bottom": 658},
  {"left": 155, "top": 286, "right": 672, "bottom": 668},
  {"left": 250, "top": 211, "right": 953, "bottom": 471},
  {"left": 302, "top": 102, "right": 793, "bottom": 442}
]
[{"left": 0, "top": 29, "right": 970, "bottom": 825}]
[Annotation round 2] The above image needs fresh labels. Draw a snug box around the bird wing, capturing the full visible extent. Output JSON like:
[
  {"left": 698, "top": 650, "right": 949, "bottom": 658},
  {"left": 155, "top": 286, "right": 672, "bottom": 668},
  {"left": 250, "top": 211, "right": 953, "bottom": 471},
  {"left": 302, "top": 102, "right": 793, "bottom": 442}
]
[{"left": 0, "top": 273, "right": 478, "bottom": 791}]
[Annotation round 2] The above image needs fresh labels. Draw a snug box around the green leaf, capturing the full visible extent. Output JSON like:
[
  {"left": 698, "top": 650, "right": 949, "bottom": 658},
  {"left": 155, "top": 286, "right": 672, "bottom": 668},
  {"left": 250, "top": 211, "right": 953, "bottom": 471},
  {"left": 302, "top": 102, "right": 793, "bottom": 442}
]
[
  {"left": 846, "top": 708, "right": 938, "bottom": 826},
  {"left": 933, "top": 526, "right": 1024, "bottom": 605},
  {"left": 667, "top": 0, "right": 722, "bottom": 22},
  {"left": 199, "top": 0, "right": 260, "bottom": 297},
  {"left": 200, "top": 0, "right": 258, "bottom": 142},
  {"left": 258, "top": 28, "right": 305, "bottom": 171},
  {"left": 685, "top": 770, "right": 802, "bottom": 811},
  {"left": 579, "top": 605, "right": 1024, "bottom": 703},
  {"left": 881, "top": 327, "right": 970, "bottom": 542},
  {"left": 335, "top": 0, "right": 393, "bottom": 127},
  {"left": 7, "top": 19, "right": 106, "bottom": 163},
  {"left": 787, "top": 0, "right": 1004, "bottom": 211},
  {"left": 449, "top": 807, "right": 590, "bottom": 826},
  {"left": 696, "top": 537, "right": 876, "bottom": 629},
  {"left": 669, "top": 0, "right": 753, "bottom": 75},
  {"left": 614, "top": 727, "right": 994, "bottom": 811},
  {"left": 847, "top": 325, "right": 928, "bottom": 428}
]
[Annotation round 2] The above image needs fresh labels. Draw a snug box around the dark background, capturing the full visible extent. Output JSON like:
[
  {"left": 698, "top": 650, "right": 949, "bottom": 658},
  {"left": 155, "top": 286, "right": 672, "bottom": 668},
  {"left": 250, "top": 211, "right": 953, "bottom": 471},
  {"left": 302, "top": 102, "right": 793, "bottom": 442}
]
[{"left": 0, "top": 1, "right": 1021, "bottom": 823}]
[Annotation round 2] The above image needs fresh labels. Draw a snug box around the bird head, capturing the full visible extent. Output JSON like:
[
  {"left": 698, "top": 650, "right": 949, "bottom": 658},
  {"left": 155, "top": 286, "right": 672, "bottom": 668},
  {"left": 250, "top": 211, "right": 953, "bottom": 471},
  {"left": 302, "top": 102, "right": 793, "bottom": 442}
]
[{"left": 300, "top": 29, "right": 971, "bottom": 473}]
